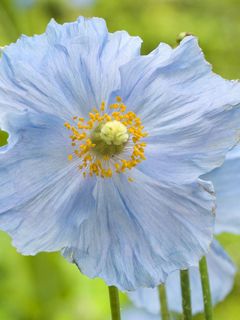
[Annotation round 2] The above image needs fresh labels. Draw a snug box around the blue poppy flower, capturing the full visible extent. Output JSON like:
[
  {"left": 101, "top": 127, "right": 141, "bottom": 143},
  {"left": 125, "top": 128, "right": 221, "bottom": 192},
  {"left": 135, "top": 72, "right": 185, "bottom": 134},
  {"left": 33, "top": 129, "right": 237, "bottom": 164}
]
[
  {"left": 128, "top": 240, "right": 236, "bottom": 315},
  {"left": 1, "top": 17, "right": 240, "bottom": 290}
]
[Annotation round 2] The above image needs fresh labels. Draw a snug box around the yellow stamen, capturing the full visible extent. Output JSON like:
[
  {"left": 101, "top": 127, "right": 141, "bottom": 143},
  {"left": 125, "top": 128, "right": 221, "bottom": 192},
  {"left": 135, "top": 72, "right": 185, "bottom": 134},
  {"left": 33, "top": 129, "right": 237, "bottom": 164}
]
[
  {"left": 65, "top": 97, "right": 148, "bottom": 179},
  {"left": 100, "top": 102, "right": 105, "bottom": 112},
  {"left": 116, "top": 96, "right": 122, "bottom": 102}
]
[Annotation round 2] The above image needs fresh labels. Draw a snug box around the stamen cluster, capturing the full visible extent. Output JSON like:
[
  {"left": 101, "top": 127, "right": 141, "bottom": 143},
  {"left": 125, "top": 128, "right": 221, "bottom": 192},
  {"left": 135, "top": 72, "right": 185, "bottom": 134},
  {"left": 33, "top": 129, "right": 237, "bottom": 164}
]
[{"left": 64, "top": 97, "right": 148, "bottom": 179}]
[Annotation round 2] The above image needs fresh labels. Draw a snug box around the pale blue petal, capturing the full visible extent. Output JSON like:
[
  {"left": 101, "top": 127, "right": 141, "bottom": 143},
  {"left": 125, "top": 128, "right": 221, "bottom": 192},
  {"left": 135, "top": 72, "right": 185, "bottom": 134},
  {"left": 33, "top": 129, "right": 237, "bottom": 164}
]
[
  {"left": 63, "top": 169, "right": 215, "bottom": 290},
  {"left": 203, "top": 144, "right": 240, "bottom": 234},
  {"left": 0, "top": 17, "right": 142, "bottom": 119},
  {"left": 122, "top": 308, "right": 160, "bottom": 320},
  {"left": 0, "top": 110, "right": 96, "bottom": 254},
  {"left": 117, "top": 36, "right": 240, "bottom": 183},
  {"left": 129, "top": 240, "right": 236, "bottom": 314}
]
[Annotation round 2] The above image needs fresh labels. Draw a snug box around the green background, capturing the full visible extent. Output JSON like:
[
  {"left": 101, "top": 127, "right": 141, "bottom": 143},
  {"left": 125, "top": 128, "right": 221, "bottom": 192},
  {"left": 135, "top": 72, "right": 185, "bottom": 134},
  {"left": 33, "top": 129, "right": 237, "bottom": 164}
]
[{"left": 0, "top": 0, "right": 240, "bottom": 319}]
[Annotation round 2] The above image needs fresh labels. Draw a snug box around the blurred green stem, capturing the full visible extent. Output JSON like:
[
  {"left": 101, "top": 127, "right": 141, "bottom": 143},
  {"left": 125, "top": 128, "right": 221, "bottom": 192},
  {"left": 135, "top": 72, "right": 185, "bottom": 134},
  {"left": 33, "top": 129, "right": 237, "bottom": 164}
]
[
  {"left": 180, "top": 269, "right": 192, "bottom": 320},
  {"left": 158, "top": 284, "right": 170, "bottom": 320},
  {"left": 199, "top": 256, "right": 213, "bottom": 320},
  {"left": 108, "top": 286, "right": 121, "bottom": 320}
]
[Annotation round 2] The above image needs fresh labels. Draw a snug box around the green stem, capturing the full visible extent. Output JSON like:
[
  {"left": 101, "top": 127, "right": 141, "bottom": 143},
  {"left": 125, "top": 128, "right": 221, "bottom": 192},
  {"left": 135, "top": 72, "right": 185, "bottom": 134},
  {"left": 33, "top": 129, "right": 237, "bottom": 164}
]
[
  {"left": 108, "top": 286, "right": 121, "bottom": 320},
  {"left": 180, "top": 270, "right": 192, "bottom": 320},
  {"left": 158, "top": 284, "right": 170, "bottom": 320},
  {"left": 199, "top": 256, "right": 213, "bottom": 320}
]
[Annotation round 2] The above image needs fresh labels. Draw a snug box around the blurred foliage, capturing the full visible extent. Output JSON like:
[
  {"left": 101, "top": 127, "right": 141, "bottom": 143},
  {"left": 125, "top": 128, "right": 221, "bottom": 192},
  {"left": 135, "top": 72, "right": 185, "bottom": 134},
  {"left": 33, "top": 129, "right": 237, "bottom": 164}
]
[
  {"left": 0, "top": 130, "right": 8, "bottom": 146},
  {"left": 1, "top": 0, "right": 240, "bottom": 78},
  {"left": 0, "top": 0, "right": 240, "bottom": 319}
]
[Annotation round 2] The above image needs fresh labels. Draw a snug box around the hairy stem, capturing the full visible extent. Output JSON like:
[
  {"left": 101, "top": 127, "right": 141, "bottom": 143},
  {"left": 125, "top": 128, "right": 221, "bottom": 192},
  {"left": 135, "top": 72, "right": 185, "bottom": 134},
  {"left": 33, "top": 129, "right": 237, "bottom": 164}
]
[
  {"left": 180, "top": 270, "right": 192, "bottom": 320},
  {"left": 108, "top": 286, "right": 121, "bottom": 320},
  {"left": 199, "top": 256, "right": 213, "bottom": 320},
  {"left": 158, "top": 284, "right": 170, "bottom": 320}
]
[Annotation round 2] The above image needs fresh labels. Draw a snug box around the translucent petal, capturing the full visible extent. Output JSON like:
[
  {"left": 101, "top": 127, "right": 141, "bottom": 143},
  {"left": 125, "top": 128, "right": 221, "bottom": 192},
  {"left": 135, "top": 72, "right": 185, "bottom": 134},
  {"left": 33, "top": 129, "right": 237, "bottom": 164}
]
[
  {"left": 63, "top": 169, "right": 215, "bottom": 290},
  {"left": 203, "top": 145, "right": 240, "bottom": 234},
  {"left": 118, "top": 36, "right": 240, "bottom": 183},
  {"left": 0, "top": 110, "right": 96, "bottom": 254},
  {"left": 0, "top": 17, "right": 142, "bottom": 119}
]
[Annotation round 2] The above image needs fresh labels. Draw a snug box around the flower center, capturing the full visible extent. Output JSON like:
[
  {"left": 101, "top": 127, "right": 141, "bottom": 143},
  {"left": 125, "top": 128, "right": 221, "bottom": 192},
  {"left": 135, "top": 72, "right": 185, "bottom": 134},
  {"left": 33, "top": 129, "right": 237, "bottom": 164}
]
[
  {"left": 64, "top": 97, "right": 148, "bottom": 179},
  {"left": 100, "top": 120, "right": 129, "bottom": 146},
  {"left": 90, "top": 120, "right": 129, "bottom": 158}
]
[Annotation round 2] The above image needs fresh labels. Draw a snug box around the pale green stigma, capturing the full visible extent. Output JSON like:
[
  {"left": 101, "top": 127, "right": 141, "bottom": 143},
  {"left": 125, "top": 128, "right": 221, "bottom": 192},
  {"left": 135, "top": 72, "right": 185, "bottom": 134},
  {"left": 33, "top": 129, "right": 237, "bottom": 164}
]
[{"left": 100, "top": 120, "right": 129, "bottom": 146}]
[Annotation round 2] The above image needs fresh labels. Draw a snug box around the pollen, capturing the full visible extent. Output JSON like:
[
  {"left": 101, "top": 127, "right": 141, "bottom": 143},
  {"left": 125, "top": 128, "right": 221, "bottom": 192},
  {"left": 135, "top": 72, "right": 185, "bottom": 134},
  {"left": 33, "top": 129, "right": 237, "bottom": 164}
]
[
  {"left": 68, "top": 154, "right": 73, "bottom": 161},
  {"left": 64, "top": 97, "right": 148, "bottom": 179}
]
